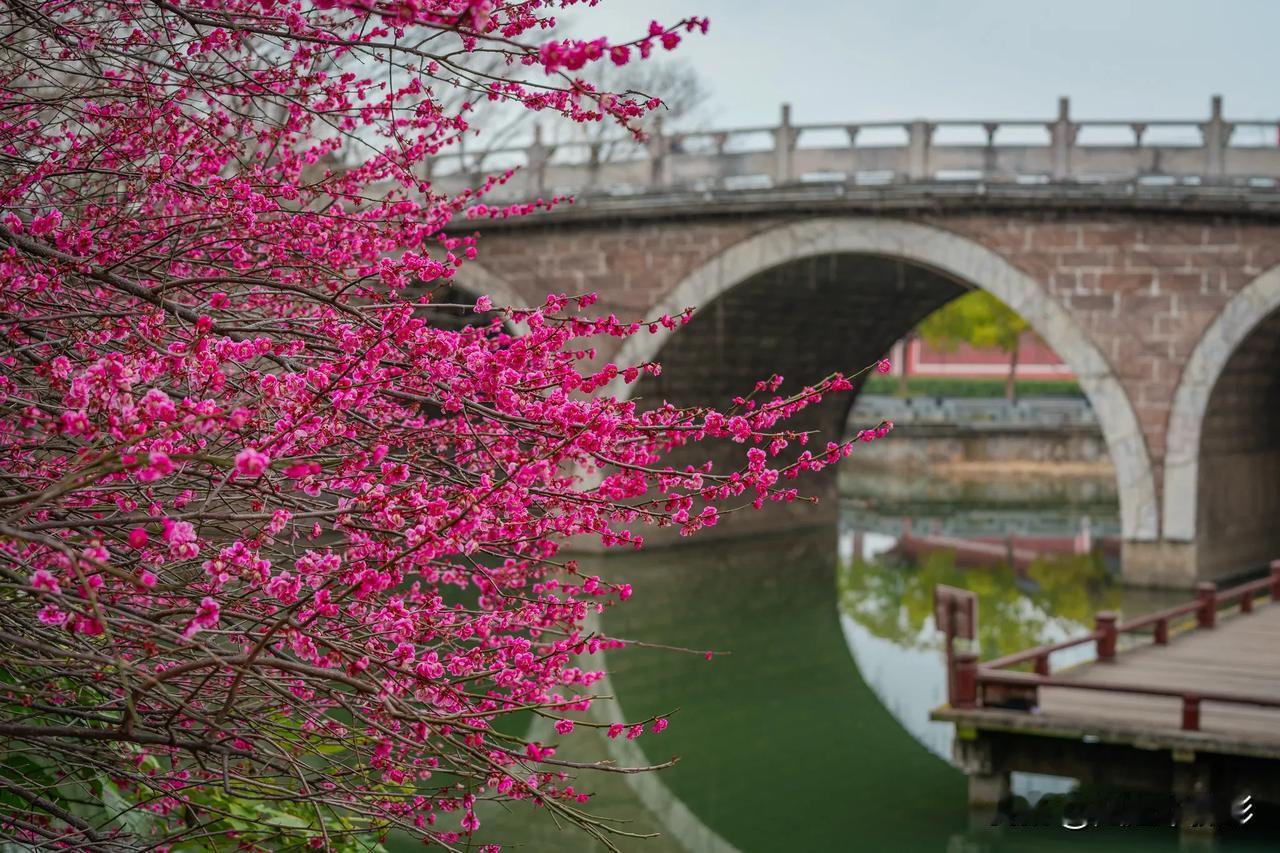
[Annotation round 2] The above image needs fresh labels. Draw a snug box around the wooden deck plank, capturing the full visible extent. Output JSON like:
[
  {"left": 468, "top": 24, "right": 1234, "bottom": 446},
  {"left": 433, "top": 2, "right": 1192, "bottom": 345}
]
[{"left": 1025, "top": 603, "right": 1280, "bottom": 746}]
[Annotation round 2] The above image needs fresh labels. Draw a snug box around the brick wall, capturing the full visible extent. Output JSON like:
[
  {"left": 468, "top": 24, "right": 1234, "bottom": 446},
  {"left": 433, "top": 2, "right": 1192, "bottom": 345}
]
[
  {"left": 934, "top": 216, "right": 1280, "bottom": 473},
  {"left": 468, "top": 210, "right": 1280, "bottom": 567}
]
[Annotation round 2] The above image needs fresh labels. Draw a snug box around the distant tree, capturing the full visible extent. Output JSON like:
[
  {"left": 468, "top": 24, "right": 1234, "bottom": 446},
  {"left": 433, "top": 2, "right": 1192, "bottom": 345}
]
[
  {"left": 585, "top": 59, "right": 712, "bottom": 133},
  {"left": 565, "top": 59, "right": 712, "bottom": 177},
  {"left": 464, "top": 58, "right": 711, "bottom": 174},
  {"left": 916, "top": 290, "right": 1030, "bottom": 403}
]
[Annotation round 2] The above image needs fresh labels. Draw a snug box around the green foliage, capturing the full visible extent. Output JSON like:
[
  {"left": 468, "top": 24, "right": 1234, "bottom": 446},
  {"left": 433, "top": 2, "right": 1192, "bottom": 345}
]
[
  {"left": 0, "top": 699, "right": 388, "bottom": 852},
  {"left": 171, "top": 787, "right": 387, "bottom": 853},
  {"left": 860, "top": 375, "right": 1083, "bottom": 399},
  {"left": 917, "top": 290, "right": 1029, "bottom": 355},
  {"left": 836, "top": 550, "right": 1120, "bottom": 663}
]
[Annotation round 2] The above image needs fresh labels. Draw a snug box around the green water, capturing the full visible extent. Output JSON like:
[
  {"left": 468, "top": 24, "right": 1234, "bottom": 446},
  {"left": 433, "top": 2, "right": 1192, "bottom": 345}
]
[
  {"left": 467, "top": 479, "right": 1277, "bottom": 852},
  {"left": 594, "top": 527, "right": 969, "bottom": 851}
]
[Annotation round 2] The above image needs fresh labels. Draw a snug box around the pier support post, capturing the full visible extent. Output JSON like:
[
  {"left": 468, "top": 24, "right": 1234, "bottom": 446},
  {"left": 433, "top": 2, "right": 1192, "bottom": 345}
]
[
  {"left": 954, "top": 735, "right": 1008, "bottom": 826},
  {"left": 1173, "top": 760, "right": 1215, "bottom": 838},
  {"left": 968, "top": 772, "right": 1010, "bottom": 811}
]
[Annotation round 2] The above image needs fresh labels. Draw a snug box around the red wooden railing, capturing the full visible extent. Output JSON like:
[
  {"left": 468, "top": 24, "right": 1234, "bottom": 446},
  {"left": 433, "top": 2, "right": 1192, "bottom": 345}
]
[{"left": 939, "top": 561, "right": 1280, "bottom": 732}]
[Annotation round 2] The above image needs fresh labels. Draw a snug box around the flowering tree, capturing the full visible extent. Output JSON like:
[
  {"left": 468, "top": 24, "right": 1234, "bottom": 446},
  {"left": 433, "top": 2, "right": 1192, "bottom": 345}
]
[{"left": 0, "top": 1, "right": 890, "bottom": 848}]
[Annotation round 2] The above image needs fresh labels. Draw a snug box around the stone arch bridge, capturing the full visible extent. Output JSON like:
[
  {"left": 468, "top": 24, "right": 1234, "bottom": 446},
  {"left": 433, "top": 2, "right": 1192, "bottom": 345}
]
[{"left": 444, "top": 99, "right": 1280, "bottom": 588}]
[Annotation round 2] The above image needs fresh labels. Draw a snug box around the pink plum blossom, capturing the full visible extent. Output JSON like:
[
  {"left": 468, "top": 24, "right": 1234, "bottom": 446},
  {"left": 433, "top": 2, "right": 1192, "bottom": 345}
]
[
  {"left": 234, "top": 448, "right": 270, "bottom": 478},
  {"left": 0, "top": 1, "right": 889, "bottom": 846}
]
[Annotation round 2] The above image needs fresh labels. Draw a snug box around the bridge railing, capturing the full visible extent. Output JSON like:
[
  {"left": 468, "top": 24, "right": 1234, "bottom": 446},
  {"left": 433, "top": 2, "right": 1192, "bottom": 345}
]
[
  {"left": 938, "top": 560, "right": 1280, "bottom": 732},
  {"left": 425, "top": 96, "right": 1280, "bottom": 200}
]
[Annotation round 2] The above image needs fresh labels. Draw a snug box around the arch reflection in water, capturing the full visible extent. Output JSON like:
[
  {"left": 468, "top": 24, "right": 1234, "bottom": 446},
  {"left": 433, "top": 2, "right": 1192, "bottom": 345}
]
[
  {"left": 473, "top": 481, "right": 1269, "bottom": 852},
  {"left": 596, "top": 524, "right": 968, "bottom": 852}
]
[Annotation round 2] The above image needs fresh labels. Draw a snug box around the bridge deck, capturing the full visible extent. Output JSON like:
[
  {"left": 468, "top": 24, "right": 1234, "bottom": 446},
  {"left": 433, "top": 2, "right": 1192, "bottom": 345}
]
[{"left": 1037, "top": 603, "right": 1280, "bottom": 745}]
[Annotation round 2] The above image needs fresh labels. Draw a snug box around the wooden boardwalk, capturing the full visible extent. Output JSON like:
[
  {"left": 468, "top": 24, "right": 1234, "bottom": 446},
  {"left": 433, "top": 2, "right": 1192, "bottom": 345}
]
[
  {"left": 1037, "top": 603, "right": 1280, "bottom": 749},
  {"left": 930, "top": 568, "right": 1280, "bottom": 828}
]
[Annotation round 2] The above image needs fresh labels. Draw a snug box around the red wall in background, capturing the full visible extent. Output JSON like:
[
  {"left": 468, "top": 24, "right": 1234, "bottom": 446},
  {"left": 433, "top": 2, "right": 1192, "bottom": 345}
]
[{"left": 889, "top": 333, "right": 1074, "bottom": 379}]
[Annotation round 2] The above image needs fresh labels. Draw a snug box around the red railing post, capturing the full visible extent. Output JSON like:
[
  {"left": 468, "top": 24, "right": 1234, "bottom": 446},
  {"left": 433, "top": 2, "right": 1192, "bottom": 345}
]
[
  {"left": 1195, "top": 582, "right": 1217, "bottom": 629},
  {"left": 936, "top": 584, "right": 977, "bottom": 706},
  {"left": 954, "top": 651, "right": 979, "bottom": 709},
  {"left": 1095, "top": 611, "right": 1117, "bottom": 660},
  {"left": 1242, "top": 586, "right": 1254, "bottom": 613},
  {"left": 1271, "top": 559, "right": 1280, "bottom": 602},
  {"left": 1182, "top": 695, "right": 1201, "bottom": 731},
  {"left": 1034, "top": 654, "right": 1050, "bottom": 676},
  {"left": 1154, "top": 618, "right": 1168, "bottom": 645}
]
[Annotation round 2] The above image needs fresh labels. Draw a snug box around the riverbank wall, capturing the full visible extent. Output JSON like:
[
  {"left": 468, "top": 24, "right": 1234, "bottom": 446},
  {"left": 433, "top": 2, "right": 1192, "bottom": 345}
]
[{"left": 847, "top": 395, "right": 1112, "bottom": 472}]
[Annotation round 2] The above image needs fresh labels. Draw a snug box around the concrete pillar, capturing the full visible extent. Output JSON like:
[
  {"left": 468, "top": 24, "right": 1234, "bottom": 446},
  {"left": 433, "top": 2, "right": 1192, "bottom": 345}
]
[
  {"left": 774, "top": 103, "right": 796, "bottom": 185},
  {"left": 907, "top": 120, "right": 933, "bottom": 180},
  {"left": 1201, "top": 95, "right": 1230, "bottom": 184},
  {"left": 1050, "top": 96, "right": 1074, "bottom": 181}
]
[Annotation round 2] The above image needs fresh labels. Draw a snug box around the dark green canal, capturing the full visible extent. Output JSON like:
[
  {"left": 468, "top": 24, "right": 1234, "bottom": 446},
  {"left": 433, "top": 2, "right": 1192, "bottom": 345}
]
[{"left": 466, "top": 469, "right": 1276, "bottom": 852}]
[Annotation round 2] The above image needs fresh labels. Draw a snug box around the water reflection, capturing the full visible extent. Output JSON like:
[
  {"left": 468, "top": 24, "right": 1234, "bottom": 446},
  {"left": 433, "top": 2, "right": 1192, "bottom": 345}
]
[
  {"left": 838, "top": 542, "right": 1119, "bottom": 754},
  {"left": 585, "top": 524, "right": 970, "bottom": 852},
  {"left": 471, "top": 469, "right": 1269, "bottom": 852}
]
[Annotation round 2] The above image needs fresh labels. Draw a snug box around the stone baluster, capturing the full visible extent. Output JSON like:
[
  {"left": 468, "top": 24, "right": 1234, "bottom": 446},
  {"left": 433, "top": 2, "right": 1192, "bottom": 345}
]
[
  {"left": 844, "top": 125, "right": 861, "bottom": 183},
  {"left": 1201, "top": 94, "right": 1232, "bottom": 184},
  {"left": 526, "top": 124, "right": 550, "bottom": 196},
  {"left": 647, "top": 115, "right": 668, "bottom": 188},
  {"left": 457, "top": 133, "right": 470, "bottom": 186},
  {"left": 583, "top": 140, "right": 603, "bottom": 191},
  {"left": 1050, "top": 96, "right": 1075, "bottom": 181},
  {"left": 907, "top": 120, "right": 933, "bottom": 180},
  {"left": 983, "top": 122, "right": 999, "bottom": 178},
  {"left": 774, "top": 103, "right": 796, "bottom": 185}
]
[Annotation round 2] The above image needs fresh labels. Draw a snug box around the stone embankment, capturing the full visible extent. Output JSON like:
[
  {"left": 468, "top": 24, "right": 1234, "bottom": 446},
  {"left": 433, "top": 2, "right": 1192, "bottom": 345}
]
[{"left": 847, "top": 395, "right": 1113, "bottom": 474}]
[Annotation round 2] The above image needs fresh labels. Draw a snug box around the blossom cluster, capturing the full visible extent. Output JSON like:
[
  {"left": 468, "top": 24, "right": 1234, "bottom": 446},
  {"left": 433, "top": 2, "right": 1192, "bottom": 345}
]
[{"left": 0, "top": 1, "right": 880, "bottom": 848}]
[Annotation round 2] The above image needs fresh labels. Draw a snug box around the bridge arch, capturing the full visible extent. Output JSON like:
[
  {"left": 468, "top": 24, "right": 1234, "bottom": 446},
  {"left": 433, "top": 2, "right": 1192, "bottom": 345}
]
[
  {"left": 451, "top": 260, "right": 526, "bottom": 315},
  {"left": 1163, "top": 263, "right": 1280, "bottom": 577},
  {"left": 610, "top": 217, "right": 1159, "bottom": 543}
]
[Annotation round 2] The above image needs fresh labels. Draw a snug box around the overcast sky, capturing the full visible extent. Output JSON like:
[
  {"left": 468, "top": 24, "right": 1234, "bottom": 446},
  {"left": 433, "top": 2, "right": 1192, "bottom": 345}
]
[{"left": 569, "top": 1, "right": 1280, "bottom": 127}]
